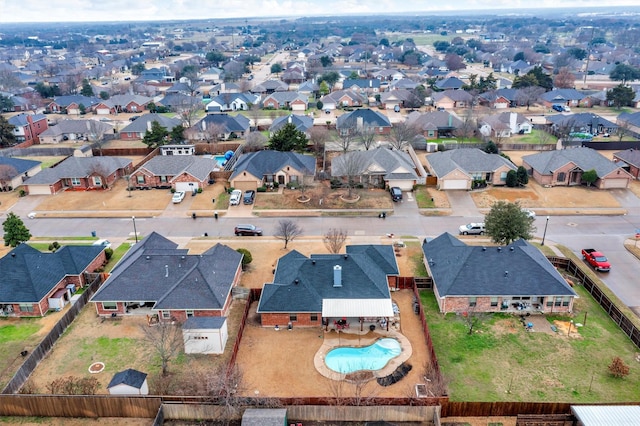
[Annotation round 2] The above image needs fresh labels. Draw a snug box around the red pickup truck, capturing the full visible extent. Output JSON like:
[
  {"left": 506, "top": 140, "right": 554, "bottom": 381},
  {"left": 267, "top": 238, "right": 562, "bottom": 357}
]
[{"left": 582, "top": 248, "right": 611, "bottom": 272}]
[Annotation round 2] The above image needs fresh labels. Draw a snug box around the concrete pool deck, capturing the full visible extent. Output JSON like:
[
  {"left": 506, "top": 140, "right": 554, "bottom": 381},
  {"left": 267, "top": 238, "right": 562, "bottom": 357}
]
[{"left": 314, "top": 328, "right": 413, "bottom": 381}]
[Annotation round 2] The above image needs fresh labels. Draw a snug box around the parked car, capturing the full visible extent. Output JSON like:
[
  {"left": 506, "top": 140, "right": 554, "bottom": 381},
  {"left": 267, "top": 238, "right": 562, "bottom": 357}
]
[
  {"left": 552, "top": 104, "right": 564, "bottom": 112},
  {"left": 172, "top": 191, "right": 186, "bottom": 203},
  {"left": 522, "top": 209, "right": 536, "bottom": 219},
  {"left": 563, "top": 106, "right": 571, "bottom": 112},
  {"left": 243, "top": 190, "right": 256, "bottom": 205},
  {"left": 129, "top": 115, "right": 140, "bottom": 121},
  {"left": 582, "top": 248, "right": 611, "bottom": 272},
  {"left": 234, "top": 224, "right": 263, "bottom": 236},
  {"left": 229, "top": 189, "right": 242, "bottom": 206},
  {"left": 459, "top": 223, "right": 485, "bottom": 235},
  {"left": 389, "top": 187, "right": 403, "bottom": 202},
  {"left": 92, "top": 239, "right": 111, "bottom": 248}
]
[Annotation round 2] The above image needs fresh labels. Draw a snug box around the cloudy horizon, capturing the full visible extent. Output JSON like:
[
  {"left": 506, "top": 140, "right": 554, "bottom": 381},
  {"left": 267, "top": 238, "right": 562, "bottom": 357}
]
[{"left": 0, "top": 0, "right": 639, "bottom": 24}]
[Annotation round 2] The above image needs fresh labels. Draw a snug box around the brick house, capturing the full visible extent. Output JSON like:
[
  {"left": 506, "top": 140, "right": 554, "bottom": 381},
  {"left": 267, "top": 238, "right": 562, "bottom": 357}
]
[
  {"left": 336, "top": 108, "right": 392, "bottom": 135},
  {"left": 0, "top": 244, "right": 106, "bottom": 317},
  {"left": 46, "top": 95, "right": 101, "bottom": 115},
  {"left": 613, "top": 149, "right": 640, "bottom": 179},
  {"left": 8, "top": 113, "right": 49, "bottom": 146},
  {"left": 522, "top": 147, "right": 633, "bottom": 189},
  {"left": 228, "top": 150, "right": 316, "bottom": 191},
  {"left": 256, "top": 245, "right": 399, "bottom": 330},
  {"left": 119, "top": 113, "right": 182, "bottom": 140},
  {"left": 406, "top": 110, "right": 463, "bottom": 139},
  {"left": 422, "top": 233, "right": 577, "bottom": 314},
  {"left": 320, "top": 90, "right": 364, "bottom": 110},
  {"left": 23, "top": 156, "right": 132, "bottom": 195},
  {"left": 90, "top": 232, "right": 243, "bottom": 321},
  {"left": 131, "top": 155, "right": 216, "bottom": 191}
]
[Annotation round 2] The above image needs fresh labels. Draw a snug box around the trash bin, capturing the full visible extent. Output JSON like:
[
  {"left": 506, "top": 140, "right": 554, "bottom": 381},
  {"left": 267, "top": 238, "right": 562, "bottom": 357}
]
[
  {"left": 369, "top": 324, "right": 376, "bottom": 332},
  {"left": 91, "top": 231, "right": 96, "bottom": 237},
  {"left": 192, "top": 213, "right": 196, "bottom": 219},
  {"left": 214, "top": 211, "right": 218, "bottom": 220}
]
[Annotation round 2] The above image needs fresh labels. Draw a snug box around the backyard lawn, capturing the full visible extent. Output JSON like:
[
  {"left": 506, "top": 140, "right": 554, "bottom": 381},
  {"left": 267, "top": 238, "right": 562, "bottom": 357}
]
[
  {"left": 421, "top": 284, "right": 640, "bottom": 403},
  {"left": 0, "top": 319, "right": 45, "bottom": 390}
]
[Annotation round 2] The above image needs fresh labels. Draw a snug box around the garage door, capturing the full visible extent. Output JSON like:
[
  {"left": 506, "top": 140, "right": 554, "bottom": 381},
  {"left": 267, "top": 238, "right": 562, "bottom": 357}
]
[
  {"left": 441, "top": 179, "right": 469, "bottom": 190},
  {"left": 389, "top": 180, "right": 414, "bottom": 191},
  {"left": 601, "top": 179, "right": 628, "bottom": 189},
  {"left": 232, "top": 181, "right": 258, "bottom": 191},
  {"left": 175, "top": 182, "right": 198, "bottom": 192},
  {"left": 27, "top": 185, "right": 53, "bottom": 195}
]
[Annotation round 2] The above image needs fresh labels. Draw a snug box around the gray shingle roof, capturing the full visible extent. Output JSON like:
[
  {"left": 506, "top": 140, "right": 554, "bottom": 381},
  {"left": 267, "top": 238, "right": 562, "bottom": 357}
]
[
  {"left": 406, "top": 111, "right": 462, "bottom": 130},
  {"left": 91, "top": 232, "right": 242, "bottom": 311},
  {"left": 0, "top": 157, "right": 41, "bottom": 176},
  {"left": 39, "top": 119, "right": 112, "bottom": 137},
  {"left": 331, "top": 147, "right": 418, "bottom": 180},
  {"left": 614, "top": 148, "right": 640, "bottom": 168},
  {"left": 336, "top": 108, "right": 391, "bottom": 130},
  {"left": 257, "top": 245, "right": 398, "bottom": 313},
  {"left": 183, "top": 316, "right": 226, "bottom": 330},
  {"left": 194, "top": 113, "right": 250, "bottom": 134},
  {"left": 426, "top": 148, "right": 516, "bottom": 178},
  {"left": 522, "top": 147, "right": 620, "bottom": 177},
  {"left": 229, "top": 151, "right": 315, "bottom": 181},
  {"left": 140, "top": 155, "right": 216, "bottom": 181},
  {"left": 120, "top": 113, "right": 182, "bottom": 134},
  {"left": 0, "top": 244, "right": 104, "bottom": 303},
  {"left": 24, "top": 157, "right": 131, "bottom": 185},
  {"left": 270, "top": 114, "right": 314, "bottom": 134},
  {"left": 422, "top": 233, "right": 576, "bottom": 297},
  {"left": 107, "top": 369, "right": 147, "bottom": 389}
]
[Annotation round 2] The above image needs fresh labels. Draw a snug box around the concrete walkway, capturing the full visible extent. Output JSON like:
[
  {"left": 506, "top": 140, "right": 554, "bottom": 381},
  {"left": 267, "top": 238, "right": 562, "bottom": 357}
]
[{"left": 446, "top": 190, "right": 480, "bottom": 217}]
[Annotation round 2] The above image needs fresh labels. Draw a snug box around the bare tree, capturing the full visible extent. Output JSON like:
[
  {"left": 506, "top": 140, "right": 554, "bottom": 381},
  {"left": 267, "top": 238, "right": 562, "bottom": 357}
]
[
  {"left": 614, "top": 119, "right": 632, "bottom": 142},
  {"left": 461, "top": 308, "right": 487, "bottom": 336},
  {"left": 205, "top": 365, "right": 248, "bottom": 420},
  {"left": 247, "top": 103, "right": 263, "bottom": 131},
  {"left": 453, "top": 110, "right": 476, "bottom": 142},
  {"left": 336, "top": 127, "right": 357, "bottom": 153},
  {"left": 176, "top": 98, "right": 202, "bottom": 128},
  {"left": 323, "top": 228, "right": 348, "bottom": 253},
  {"left": 86, "top": 120, "right": 109, "bottom": 156},
  {"left": 0, "top": 70, "right": 24, "bottom": 91},
  {"left": 335, "top": 151, "right": 368, "bottom": 198},
  {"left": 139, "top": 321, "right": 184, "bottom": 377},
  {"left": 388, "top": 121, "right": 419, "bottom": 150},
  {"left": 0, "top": 165, "right": 17, "bottom": 191},
  {"left": 358, "top": 125, "right": 377, "bottom": 150},
  {"left": 516, "top": 86, "right": 545, "bottom": 111},
  {"left": 274, "top": 219, "right": 303, "bottom": 249},
  {"left": 420, "top": 360, "right": 449, "bottom": 397},
  {"left": 535, "top": 128, "right": 555, "bottom": 145},
  {"left": 244, "top": 131, "right": 267, "bottom": 152},
  {"left": 309, "top": 127, "right": 329, "bottom": 167}
]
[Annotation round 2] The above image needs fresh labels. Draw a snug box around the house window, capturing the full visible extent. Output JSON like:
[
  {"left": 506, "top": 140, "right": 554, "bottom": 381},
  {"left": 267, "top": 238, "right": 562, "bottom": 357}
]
[
  {"left": 547, "top": 299, "right": 553, "bottom": 307},
  {"left": 70, "top": 177, "right": 81, "bottom": 186},
  {"left": 557, "top": 172, "right": 566, "bottom": 182},
  {"left": 310, "top": 314, "right": 318, "bottom": 322},
  {"left": 289, "top": 314, "right": 297, "bottom": 322},
  {"left": 290, "top": 175, "right": 298, "bottom": 182},
  {"left": 18, "top": 303, "right": 34, "bottom": 312},
  {"left": 186, "top": 310, "right": 194, "bottom": 318},
  {"left": 554, "top": 298, "right": 562, "bottom": 307},
  {"left": 527, "top": 168, "right": 533, "bottom": 176},
  {"left": 500, "top": 172, "right": 507, "bottom": 181},
  {"left": 490, "top": 297, "right": 498, "bottom": 307},
  {"left": 468, "top": 297, "right": 477, "bottom": 307},
  {"left": 102, "top": 302, "right": 117, "bottom": 311},
  {"left": 427, "top": 130, "right": 435, "bottom": 137},
  {"left": 93, "top": 176, "right": 102, "bottom": 187},
  {"left": 562, "top": 297, "right": 571, "bottom": 307},
  {"left": 161, "top": 311, "right": 171, "bottom": 319},
  {"left": 160, "top": 176, "right": 168, "bottom": 183},
  {"left": 136, "top": 175, "right": 145, "bottom": 184}
]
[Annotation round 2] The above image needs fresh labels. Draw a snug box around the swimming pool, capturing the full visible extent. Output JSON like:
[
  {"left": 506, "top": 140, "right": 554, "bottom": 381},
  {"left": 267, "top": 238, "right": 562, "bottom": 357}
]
[
  {"left": 325, "top": 338, "right": 401, "bottom": 374},
  {"left": 214, "top": 155, "right": 227, "bottom": 167}
]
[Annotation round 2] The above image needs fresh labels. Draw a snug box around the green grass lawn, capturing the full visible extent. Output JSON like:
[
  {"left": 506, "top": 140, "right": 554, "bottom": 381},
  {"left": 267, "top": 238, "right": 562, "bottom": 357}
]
[
  {"left": 414, "top": 185, "right": 436, "bottom": 208},
  {"left": 0, "top": 320, "right": 42, "bottom": 389},
  {"left": 511, "top": 129, "right": 557, "bottom": 144},
  {"left": 104, "top": 243, "right": 131, "bottom": 273},
  {"left": 421, "top": 285, "right": 640, "bottom": 403}
]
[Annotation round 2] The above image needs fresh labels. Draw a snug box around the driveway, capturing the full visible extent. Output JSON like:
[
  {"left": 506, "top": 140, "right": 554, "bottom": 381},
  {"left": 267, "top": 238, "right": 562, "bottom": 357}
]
[
  {"left": 391, "top": 190, "right": 418, "bottom": 217},
  {"left": 446, "top": 190, "right": 481, "bottom": 218}
]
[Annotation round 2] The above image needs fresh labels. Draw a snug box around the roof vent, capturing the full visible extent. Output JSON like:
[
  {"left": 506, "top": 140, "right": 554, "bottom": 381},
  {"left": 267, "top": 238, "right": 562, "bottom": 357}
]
[
  {"left": 312, "top": 260, "right": 316, "bottom": 265},
  {"left": 497, "top": 247, "right": 502, "bottom": 252},
  {"left": 181, "top": 256, "right": 186, "bottom": 260},
  {"left": 344, "top": 254, "right": 348, "bottom": 259},
  {"left": 11, "top": 252, "right": 16, "bottom": 257},
  {"left": 510, "top": 246, "right": 514, "bottom": 251},
  {"left": 146, "top": 256, "right": 150, "bottom": 260},
  {"left": 428, "top": 258, "right": 434, "bottom": 266},
  {"left": 294, "top": 279, "right": 299, "bottom": 285},
  {"left": 504, "top": 271, "right": 509, "bottom": 277},
  {"left": 482, "top": 247, "right": 486, "bottom": 251}
]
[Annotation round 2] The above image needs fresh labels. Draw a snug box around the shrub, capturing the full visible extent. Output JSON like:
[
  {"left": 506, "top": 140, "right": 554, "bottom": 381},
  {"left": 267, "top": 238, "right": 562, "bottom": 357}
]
[
  {"left": 273, "top": 182, "right": 279, "bottom": 188},
  {"left": 104, "top": 247, "right": 114, "bottom": 260},
  {"left": 19, "top": 189, "right": 27, "bottom": 197},
  {"left": 197, "top": 187, "right": 203, "bottom": 193},
  {"left": 608, "top": 356, "right": 630, "bottom": 378},
  {"left": 257, "top": 186, "right": 267, "bottom": 192},
  {"left": 330, "top": 179, "right": 343, "bottom": 189},
  {"left": 227, "top": 187, "right": 235, "bottom": 194},
  {"left": 236, "top": 248, "right": 253, "bottom": 266},
  {"left": 170, "top": 188, "right": 176, "bottom": 193},
  {"left": 505, "top": 170, "right": 518, "bottom": 187}
]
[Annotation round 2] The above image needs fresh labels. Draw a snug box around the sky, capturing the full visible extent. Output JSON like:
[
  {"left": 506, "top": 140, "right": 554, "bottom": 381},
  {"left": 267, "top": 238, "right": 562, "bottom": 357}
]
[{"left": 0, "top": 0, "right": 638, "bottom": 23}]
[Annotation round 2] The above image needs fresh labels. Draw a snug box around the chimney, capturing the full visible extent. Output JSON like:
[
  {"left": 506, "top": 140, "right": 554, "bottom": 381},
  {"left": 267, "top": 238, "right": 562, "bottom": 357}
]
[
  {"left": 165, "top": 265, "right": 169, "bottom": 278},
  {"left": 510, "top": 112, "right": 517, "bottom": 133},
  {"left": 333, "top": 265, "right": 342, "bottom": 287},
  {"left": 147, "top": 121, "right": 152, "bottom": 132},
  {"left": 448, "top": 114, "right": 452, "bottom": 127},
  {"left": 201, "top": 120, "right": 206, "bottom": 131},
  {"left": 356, "top": 116, "right": 364, "bottom": 131},
  {"left": 287, "top": 115, "right": 292, "bottom": 123}
]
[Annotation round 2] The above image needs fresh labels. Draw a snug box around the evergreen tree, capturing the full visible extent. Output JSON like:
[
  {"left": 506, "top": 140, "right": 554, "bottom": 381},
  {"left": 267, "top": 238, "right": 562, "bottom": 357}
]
[
  {"left": 0, "top": 115, "right": 17, "bottom": 147},
  {"left": 516, "top": 166, "right": 529, "bottom": 186},
  {"left": 505, "top": 170, "right": 518, "bottom": 187},
  {"left": 3, "top": 212, "right": 31, "bottom": 247},
  {"left": 485, "top": 201, "right": 535, "bottom": 245},
  {"left": 80, "top": 79, "right": 94, "bottom": 97},
  {"left": 607, "top": 84, "right": 635, "bottom": 109},
  {"left": 268, "top": 122, "right": 309, "bottom": 152},
  {"left": 142, "top": 121, "right": 169, "bottom": 148}
]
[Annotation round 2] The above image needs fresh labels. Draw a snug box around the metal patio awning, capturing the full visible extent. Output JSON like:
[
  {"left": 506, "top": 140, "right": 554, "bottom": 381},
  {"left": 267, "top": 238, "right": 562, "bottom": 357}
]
[{"left": 322, "top": 298, "right": 394, "bottom": 318}]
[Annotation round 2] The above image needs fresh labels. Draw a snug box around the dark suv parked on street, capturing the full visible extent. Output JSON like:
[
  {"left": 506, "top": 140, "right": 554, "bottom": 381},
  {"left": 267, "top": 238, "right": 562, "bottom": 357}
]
[
  {"left": 390, "top": 187, "right": 403, "bottom": 202},
  {"left": 234, "top": 224, "right": 263, "bottom": 236}
]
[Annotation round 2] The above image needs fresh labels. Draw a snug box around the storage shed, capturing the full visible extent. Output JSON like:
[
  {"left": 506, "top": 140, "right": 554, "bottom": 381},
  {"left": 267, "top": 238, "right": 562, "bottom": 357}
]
[
  {"left": 182, "top": 316, "right": 228, "bottom": 354},
  {"left": 571, "top": 405, "right": 640, "bottom": 425},
  {"left": 241, "top": 408, "right": 287, "bottom": 426},
  {"left": 107, "top": 368, "right": 148, "bottom": 395}
]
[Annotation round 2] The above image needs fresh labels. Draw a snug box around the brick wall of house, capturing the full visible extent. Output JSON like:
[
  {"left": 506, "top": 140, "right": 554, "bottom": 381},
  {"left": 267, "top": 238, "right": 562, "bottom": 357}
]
[
  {"left": 260, "top": 312, "right": 321, "bottom": 327},
  {"left": 95, "top": 301, "right": 126, "bottom": 316},
  {"left": 173, "top": 173, "right": 205, "bottom": 189},
  {"left": 442, "top": 296, "right": 573, "bottom": 314}
]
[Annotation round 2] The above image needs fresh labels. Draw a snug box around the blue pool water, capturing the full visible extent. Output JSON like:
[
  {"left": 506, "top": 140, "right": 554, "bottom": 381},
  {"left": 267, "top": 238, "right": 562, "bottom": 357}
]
[
  {"left": 325, "top": 338, "right": 401, "bottom": 374},
  {"left": 214, "top": 155, "right": 227, "bottom": 167}
]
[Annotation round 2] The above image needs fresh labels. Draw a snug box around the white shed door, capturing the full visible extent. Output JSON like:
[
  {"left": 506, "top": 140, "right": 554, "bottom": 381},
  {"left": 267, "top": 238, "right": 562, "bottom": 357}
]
[
  {"left": 442, "top": 179, "right": 469, "bottom": 190},
  {"left": 175, "top": 182, "right": 198, "bottom": 192}
]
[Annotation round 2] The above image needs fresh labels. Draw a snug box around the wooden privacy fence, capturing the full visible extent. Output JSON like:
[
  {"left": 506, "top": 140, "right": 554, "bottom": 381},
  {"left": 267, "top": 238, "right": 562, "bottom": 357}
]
[
  {"left": 0, "top": 395, "right": 161, "bottom": 418},
  {"left": 442, "top": 401, "right": 572, "bottom": 417},
  {"left": 548, "top": 256, "right": 640, "bottom": 350},
  {"left": 1, "top": 274, "right": 103, "bottom": 395}
]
